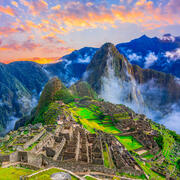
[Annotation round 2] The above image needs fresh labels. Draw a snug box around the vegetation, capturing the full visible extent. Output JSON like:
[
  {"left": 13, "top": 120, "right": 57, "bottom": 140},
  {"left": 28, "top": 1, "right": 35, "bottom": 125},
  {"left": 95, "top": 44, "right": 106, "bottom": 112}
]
[
  {"left": 84, "top": 175, "right": 98, "bottom": 180},
  {"left": 67, "top": 103, "right": 122, "bottom": 134},
  {"left": 0, "top": 167, "right": 34, "bottom": 180},
  {"left": 27, "top": 168, "right": 79, "bottom": 180},
  {"left": 43, "top": 103, "right": 62, "bottom": 124},
  {"left": 53, "top": 89, "right": 75, "bottom": 104},
  {"left": 154, "top": 133, "right": 163, "bottom": 149},
  {"left": 115, "top": 136, "right": 143, "bottom": 150}
]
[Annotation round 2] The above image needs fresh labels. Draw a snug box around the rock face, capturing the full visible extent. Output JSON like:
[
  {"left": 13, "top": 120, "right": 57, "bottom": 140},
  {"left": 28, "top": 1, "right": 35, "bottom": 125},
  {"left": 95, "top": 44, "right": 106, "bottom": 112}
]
[
  {"left": 86, "top": 43, "right": 180, "bottom": 117},
  {"left": 35, "top": 77, "right": 65, "bottom": 115},
  {"left": 86, "top": 43, "right": 144, "bottom": 111},
  {"left": 69, "top": 81, "right": 97, "bottom": 99},
  {"left": 51, "top": 172, "right": 71, "bottom": 180},
  {"left": 45, "top": 47, "right": 97, "bottom": 87}
]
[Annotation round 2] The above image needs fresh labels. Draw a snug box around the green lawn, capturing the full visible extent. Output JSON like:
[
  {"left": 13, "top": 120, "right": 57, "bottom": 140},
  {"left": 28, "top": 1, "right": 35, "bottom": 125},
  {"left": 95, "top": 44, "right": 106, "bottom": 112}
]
[
  {"left": 0, "top": 167, "right": 34, "bottom": 180},
  {"left": 84, "top": 175, "right": 98, "bottom": 180},
  {"left": 115, "top": 136, "right": 143, "bottom": 150},
  {"left": 68, "top": 105, "right": 122, "bottom": 134},
  {"left": 28, "top": 168, "right": 79, "bottom": 180}
]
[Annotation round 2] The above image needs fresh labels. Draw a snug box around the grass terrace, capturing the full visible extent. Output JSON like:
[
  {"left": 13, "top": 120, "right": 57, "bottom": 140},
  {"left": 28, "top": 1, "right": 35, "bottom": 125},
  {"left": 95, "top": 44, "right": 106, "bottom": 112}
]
[
  {"left": 66, "top": 103, "right": 122, "bottom": 134},
  {"left": 115, "top": 136, "right": 143, "bottom": 151}
]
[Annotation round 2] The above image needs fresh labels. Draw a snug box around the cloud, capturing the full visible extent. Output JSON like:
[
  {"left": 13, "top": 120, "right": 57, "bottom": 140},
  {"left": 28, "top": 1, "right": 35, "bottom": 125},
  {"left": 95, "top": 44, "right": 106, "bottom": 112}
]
[
  {"left": 144, "top": 52, "right": 158, "bottom": 68},
  {"left": 160, "top": 34, "right": 175, "bottom": 42},
  {"left": 165, "top": 48, "right": 180, "bottom": 61},
  {"left": 160, "top": 103, "right": 180, "bottom": 133},
  {"left": 77, "top": 56, "right": 91, "bottom": 63},
  {"left": 0, "top": 40, "right": 40, "bottom": 51},
  {"left": 20, "top": 0, "right": 48, "bottom": 16},
  {"left": 0, "top": 26, "right": 28, "bottom": 36},
  {"left": 127, "top": 52, "right": 142, "bottom": 62},
  {"left": 51, "top": 4, "right": 61, "bottom": 11},
  {"left": 0, "top": 5, "right": 16, "bottom": 16},
  {"left": 11, "top": 1, "right": 19, "bottom": 8},
  {"left": 97, "top": 50, "right": 180, "bottom": 133},
  {"left": 42, "top": 33, "right": 65, "bottom": 44},
  {"left": 166, "top": 0, "right": 180, "bottom": 14}
]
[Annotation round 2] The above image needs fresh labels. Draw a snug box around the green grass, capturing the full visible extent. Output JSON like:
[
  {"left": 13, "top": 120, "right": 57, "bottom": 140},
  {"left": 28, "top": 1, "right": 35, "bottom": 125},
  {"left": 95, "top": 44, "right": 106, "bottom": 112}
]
[
  {"left": 25, "top": 141, "right": 39, "bottom": 151},
  {"left": 103, "top": 143, "right": 114, "bottom": 169},
  {"left": 27, "top": 168, "right": 79, "bottom": 180},
  {"left": 103, "top": 150, "right": 110, "bottom": 168},
  {"left": 115, "top": 136, "right": 143, "bottom": 150},
  {"left": 135, "top": 158, "right": 165, "bottom": 180},
  {"left": 67, "top": 105, "right": 122, "bottom": 134},
  {"left": 84, "top": 175, "right": 98, "bottom": 180},
  {"left": 116, "top": 172, "right": 146, "bottom": 179},
  {"left": 142, "top": 154, "right": 154, "bottom": 160},
  {"left": 0, "top": 167, "right": 34, "bottom": 180}
]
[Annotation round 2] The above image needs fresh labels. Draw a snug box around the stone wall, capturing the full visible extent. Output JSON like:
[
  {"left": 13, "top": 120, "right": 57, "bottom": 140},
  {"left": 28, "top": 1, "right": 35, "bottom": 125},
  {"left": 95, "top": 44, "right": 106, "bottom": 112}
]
[
  {"left": 10, "top": 152, "right": 18, "bottom": 163},
  {"left": 23, "top": 129, "right": 46, "bottom": 149},
  {"left": 118, "top": 166, "right": 144, "bottom": 177},
  {"left": 27, "top": 152, "right": 43, "bottom": 168},
  {"left": 31, "top": 133, "right": 54, "bottom": 153},
  {"left": 42, "top": 155, "right": 116, "bottom": 175},
  {"left": 53, "top": 137, "right": 66, "bottom": 161},
  {"left": 0, "top": 155, "right": 9, "bottom": 162}
]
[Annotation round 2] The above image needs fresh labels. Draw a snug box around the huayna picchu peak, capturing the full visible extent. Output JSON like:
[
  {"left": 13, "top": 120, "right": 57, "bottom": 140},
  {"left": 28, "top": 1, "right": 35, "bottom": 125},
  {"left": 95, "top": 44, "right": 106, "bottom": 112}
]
[{"left": 0, "top": 78, "right": 179, "bottom": 179}]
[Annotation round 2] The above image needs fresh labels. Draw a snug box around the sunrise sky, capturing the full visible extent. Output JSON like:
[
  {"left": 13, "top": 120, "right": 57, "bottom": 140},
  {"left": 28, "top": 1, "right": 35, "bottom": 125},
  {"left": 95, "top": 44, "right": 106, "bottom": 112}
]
[{"left": 0, "top": 0, "right": 180, "bottom": 64}]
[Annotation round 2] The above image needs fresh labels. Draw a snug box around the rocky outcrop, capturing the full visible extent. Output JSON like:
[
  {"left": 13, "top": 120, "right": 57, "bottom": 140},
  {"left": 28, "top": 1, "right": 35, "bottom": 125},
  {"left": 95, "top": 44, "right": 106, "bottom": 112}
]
[
  {"left": 85, "top": 42, "right": 180, "bottom": 116},
  {"left": 69, "top": 81, "right": 97, "bottom": 99},
  {"left": 35, "top": 77, "right": 65, "bottom": 115}
]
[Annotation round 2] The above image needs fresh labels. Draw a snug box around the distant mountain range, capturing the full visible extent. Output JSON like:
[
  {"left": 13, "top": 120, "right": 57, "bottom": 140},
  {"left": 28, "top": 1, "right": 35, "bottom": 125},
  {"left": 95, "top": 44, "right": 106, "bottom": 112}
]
[
  {"left": 117, "top": 34, "right": 180, "bottom": 78},
  {"left": 0, "top": 34, "right": 180, "bottom": 134}
]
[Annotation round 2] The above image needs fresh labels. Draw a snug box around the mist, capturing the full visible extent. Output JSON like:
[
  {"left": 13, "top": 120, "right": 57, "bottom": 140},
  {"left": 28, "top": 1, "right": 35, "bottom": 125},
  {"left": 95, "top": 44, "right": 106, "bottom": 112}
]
[{"left": 99, "top": 52, "right": 180, "bottom": 133}]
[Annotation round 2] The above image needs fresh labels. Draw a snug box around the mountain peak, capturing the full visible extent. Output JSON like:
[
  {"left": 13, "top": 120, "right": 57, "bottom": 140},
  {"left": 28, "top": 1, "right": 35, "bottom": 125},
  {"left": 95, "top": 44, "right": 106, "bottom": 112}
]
[
  {"left": 35, "top": 77, "right": 65, "bottom": 115},
  {"left": 139, "top": 34, "right": 150, "bottom": 40},
  {"left": 161, "top": 34, "right": 175, "bottom": 42}
]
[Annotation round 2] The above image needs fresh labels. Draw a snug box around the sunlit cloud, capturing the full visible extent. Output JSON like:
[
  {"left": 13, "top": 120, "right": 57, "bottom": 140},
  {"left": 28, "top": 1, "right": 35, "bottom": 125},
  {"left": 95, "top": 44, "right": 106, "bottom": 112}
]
[
  {"left": 11, "top": 1, "right": 19, "bottom": 8},
  {"left": 0, "top": 40, "right": 40, "bottom": 51},
  {"left": 0, "top": 5, "right": 16, "bottom": 16},
  {"left": 20, "top": 0, "right": 48, "bottom": 16},
  {"left": 42, "top": 33, "right": 65, "bottom": 44},
  {"left": 0, "top": 0, "right": 179, "bottom": 63}
]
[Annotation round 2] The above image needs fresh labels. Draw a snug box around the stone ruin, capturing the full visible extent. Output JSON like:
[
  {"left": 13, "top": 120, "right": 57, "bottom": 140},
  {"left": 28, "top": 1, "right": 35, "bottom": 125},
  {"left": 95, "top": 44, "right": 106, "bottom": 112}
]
[{"left": 0, "top": 120, "right": 144, "bottom": 177}]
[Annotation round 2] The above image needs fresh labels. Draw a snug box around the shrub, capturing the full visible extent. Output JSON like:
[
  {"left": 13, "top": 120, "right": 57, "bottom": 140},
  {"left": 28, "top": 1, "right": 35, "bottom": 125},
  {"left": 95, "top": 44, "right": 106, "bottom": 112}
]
[{"left": 53, "top": 89, "right": 74, "bottom": 104}]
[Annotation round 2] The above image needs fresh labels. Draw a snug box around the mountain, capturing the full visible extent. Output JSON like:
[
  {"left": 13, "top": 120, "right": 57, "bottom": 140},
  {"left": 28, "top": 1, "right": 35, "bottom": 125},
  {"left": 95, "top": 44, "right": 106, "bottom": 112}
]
[
  {"left": 0, "top": 47, "right": 97, "bottom": 133},
  {"left": 1, "top": 78, "right": 179, "bottom": 179},
  {"left": 116, "top": 34, "right": 180, "bottom": 78},
  {"left": 0, "top": 62, "right": 49, "bottom": 134},
  {"left": 1, "top": 35, "right": 180, "bottom": 134},
  {"left": 85, "top": 43, "right": 180, "bottom": 130},
  {"left": 69, "top": 81, "right": 98, "bottom": 99},
  {"left": 44, "top": 47, "right": 98, "bottom": 86},
  {"left": 0, "top": 63, "right": 32, "bottom": 134},
  {"left": 6, "top": 61, "right": 49, "bottom": 94}
]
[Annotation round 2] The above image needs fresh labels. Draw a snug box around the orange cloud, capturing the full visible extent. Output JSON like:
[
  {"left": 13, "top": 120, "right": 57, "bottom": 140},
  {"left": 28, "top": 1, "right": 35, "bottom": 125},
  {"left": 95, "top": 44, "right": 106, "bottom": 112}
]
[
  {"left": 0, "top": 27, "right": 19, "bottom": 36},
  {"left": 0, "top": 5, "right": 16, "bottom": 16},
  {"left": 21, "top": 0, "right": 48, "bottom": 16},
  {"left": 2, "top": 57, "right": 60, "bottom": 64},
  {"left": 0, "top": 40, "right": 40, "bottom": 51},
  {"left": 11, "top": 1, "right": 18, "bottom": 8},
  {"left": 42, "top": 33, "right": 65, "bottom": 44},
  {"left": 51, "top": 5, "right": 61, "bottom": 11}
]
